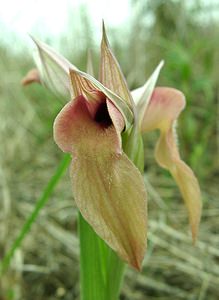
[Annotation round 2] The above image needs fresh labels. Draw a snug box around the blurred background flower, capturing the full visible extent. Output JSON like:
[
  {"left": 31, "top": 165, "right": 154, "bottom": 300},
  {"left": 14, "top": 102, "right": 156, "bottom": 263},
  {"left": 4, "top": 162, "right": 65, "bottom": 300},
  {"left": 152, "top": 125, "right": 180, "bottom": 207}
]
[{"left": 0, "top": 0, "right": 218, "bottom": 299}]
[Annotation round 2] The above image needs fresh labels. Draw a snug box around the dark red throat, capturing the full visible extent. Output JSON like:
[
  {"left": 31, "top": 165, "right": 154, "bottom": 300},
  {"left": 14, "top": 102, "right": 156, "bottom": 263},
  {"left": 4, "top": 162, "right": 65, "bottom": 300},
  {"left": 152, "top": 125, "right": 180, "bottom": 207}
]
[{"left": 94, "top": 102, "right": 112, "bottom": 128}]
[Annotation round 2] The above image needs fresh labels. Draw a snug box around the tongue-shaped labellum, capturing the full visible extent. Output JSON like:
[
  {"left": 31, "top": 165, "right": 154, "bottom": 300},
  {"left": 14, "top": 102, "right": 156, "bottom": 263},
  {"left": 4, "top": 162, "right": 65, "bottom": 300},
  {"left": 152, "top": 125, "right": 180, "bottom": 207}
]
[
  {"left": 53, "top": 94, "right": 147, "bottom": 269},
  {"left": 141, "top": 87, "right": 201, "bottom": 241}
]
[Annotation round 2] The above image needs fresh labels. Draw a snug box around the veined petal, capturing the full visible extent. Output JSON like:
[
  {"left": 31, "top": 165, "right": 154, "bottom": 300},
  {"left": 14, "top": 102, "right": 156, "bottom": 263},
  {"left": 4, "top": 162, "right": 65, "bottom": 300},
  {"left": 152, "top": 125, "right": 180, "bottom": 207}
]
[
  {"left": 86, "top": 49, "right": 95, "bottom": 77},
  {"left": 100, "top": 22, "right": 133, "bottom": 106},
  {"left": 131, "top": 61, "right": 164, "bottom": 128},
  {"left": 27, "top": 37, "right": 77, "bottom": 98},
  {"left": 69, "top": 69, "right": 133, "bottom": 131},
  {"left": 142, "top": 87, "right": 202, "bottom": 241},
  {"left": 53, "top": 95, "right": 147, "bottom": 269},
  {"left": 69, "top": 68, "right": 97, "bottom": 100}
]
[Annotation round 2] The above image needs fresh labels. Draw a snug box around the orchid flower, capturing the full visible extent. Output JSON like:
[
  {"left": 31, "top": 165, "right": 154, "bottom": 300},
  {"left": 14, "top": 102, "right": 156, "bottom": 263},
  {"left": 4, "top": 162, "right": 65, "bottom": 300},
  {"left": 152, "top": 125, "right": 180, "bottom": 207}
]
[{"left": 23, "top": 25, "right": 201, "bottom": 270}]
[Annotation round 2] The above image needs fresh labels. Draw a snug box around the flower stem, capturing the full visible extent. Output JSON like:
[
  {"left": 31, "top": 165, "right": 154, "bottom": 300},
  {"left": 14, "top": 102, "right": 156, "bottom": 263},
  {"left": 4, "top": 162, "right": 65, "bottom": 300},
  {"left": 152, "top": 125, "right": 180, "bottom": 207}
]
[
  {"left": 104, "top": 250, "right": 125, "bottom": 300},
  {"left": 79, "top": 214, "right": 125, "bottom": 300},
  {"left": 79, "top": 215, "right": 108, "bottom": 300}
]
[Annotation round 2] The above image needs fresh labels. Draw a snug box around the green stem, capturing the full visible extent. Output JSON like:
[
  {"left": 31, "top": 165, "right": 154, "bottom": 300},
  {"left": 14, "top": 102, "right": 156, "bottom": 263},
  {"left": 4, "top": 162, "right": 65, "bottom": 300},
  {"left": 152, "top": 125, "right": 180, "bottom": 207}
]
[
  {"left": 105, "top": 250, "right": 125, "bottom": 300},
  {"left": 0, "top": 154, "right": 71, "bottom": 276},
  {"left": 79, "top": 215, "right": 108, "bottom": 300},
  {"left": 79, "top": 214, "right": 125, "bottom": 300}
]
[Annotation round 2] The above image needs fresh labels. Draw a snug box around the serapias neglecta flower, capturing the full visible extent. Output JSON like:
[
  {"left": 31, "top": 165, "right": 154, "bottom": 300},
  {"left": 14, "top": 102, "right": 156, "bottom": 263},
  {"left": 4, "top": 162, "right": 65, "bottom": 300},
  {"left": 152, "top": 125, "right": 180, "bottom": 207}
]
[{"left": 22, "top": 23, "right": 202, "bottom": 270}]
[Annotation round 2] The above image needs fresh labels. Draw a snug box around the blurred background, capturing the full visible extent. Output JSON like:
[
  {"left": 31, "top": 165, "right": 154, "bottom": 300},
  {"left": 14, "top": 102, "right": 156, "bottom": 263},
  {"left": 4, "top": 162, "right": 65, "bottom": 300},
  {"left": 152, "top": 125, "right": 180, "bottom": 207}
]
[{"left": 0, "top": 0, "right": 219, "bottom": 299}]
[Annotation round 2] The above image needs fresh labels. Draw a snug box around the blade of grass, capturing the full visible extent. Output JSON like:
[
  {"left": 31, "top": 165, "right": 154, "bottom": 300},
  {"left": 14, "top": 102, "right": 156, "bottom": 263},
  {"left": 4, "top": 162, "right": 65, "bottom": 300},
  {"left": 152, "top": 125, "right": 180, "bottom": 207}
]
[{"left": 0, "top": 154, "right": 71, "bottom": 275}]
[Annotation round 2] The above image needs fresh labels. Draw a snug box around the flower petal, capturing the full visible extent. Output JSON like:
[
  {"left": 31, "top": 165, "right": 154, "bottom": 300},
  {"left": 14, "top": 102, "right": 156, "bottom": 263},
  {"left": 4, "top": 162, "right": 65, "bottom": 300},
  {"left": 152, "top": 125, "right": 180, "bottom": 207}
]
[
  {"left": 100, "top": 22, "right": 133, "bottom": 106},
  {"left": 131, "top": 61, "right": 164, "bottom": 128},
  {"left": 142, "top": 87, "right": 202, "bottom": 241},
  {"left": 53, "top": 96, "right": 147, "bottom": 269},
  {"left": 69, "top": 69, "right": 133, "bottom": 131},
  {"left": 69, "top": 69, "right": 125, "bottom": 145},
  {"left": 29, "top": 37, "right": 77, "bottom": 98},
  {"left": 86, "top": 49, "right": 95, "bottom": 76}
]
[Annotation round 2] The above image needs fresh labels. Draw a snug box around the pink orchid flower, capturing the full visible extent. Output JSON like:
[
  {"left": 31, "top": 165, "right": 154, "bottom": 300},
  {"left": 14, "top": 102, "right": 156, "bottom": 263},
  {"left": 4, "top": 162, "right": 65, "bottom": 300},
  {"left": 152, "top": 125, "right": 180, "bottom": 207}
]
[{"left": 23, "top": 25, "right": 201, "bottom": 270}]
